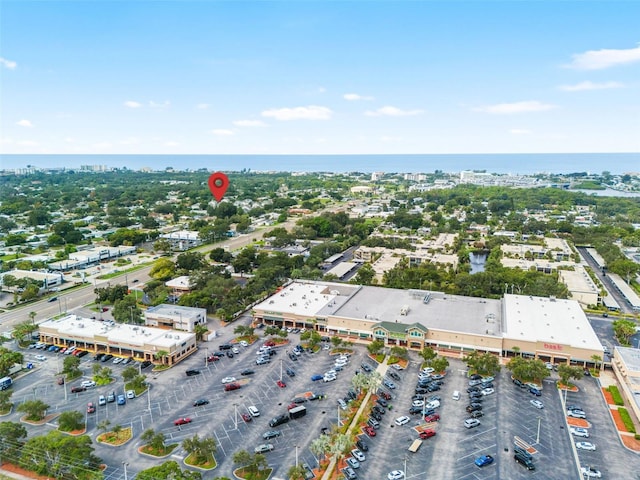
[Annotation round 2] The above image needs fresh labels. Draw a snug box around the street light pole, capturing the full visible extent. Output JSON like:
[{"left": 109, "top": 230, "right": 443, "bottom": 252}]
[
  {"left": 122, "top": 462, "right": 129, "bottom": 480},
  {"left": 536, "top": 417, "right": 541, "bottom": 444},
  {"left": 295, "top": 445, "right": 299, "bottom": 467},
  {"left": 404, "top": 455, "right": 408, "bottom": 479},
  {"left": 233, "top": 403, "right": 238, "bottom": 429}
]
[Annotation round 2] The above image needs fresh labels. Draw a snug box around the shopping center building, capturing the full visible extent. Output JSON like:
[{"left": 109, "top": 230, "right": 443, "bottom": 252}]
[
  {"left": 37, "top": 314, "right": 197, "bottom": 365},
  {"left": 252, "top": 280, "right": 604, "bottom": 366}
]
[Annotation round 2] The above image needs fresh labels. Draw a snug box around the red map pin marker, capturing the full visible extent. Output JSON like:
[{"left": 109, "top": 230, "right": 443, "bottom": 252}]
[{"left": 208, "top": 172, "right": 229, "bottom": 202}]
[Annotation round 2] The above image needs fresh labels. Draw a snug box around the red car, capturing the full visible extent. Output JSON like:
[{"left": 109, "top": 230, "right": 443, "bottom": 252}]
[
  {"left": 424, "top": 414, "right": 440, "bottom": 423},
  {"left": 264, "top": 340, "right": 276, "bottom": 347},
  {"left": 363, "top": 426, "right": 376, "bottom": 437},
  {"left": 174, "top": 417, "right": 192, "bottom": 426},
  {"left": 86, "top": 402, "right": 96, "bottom": 414},
  {"left": 225, "top": 383, "right": 241, "bottom": 391},
  {"left": 287, "top": 403, "right": 298, "bottom": 410},
  {"left": 241, "top": 413, "right": 252, "bottom": 423},
  {"left": 419, "top": 429, "right": 436, "bottom": 439},
  {"left": 276, "top": 380, "right": 286, "bottom": 388},
  {"left": 379, "top": 391, "right": 392, "bottom": 400},
  {"left": 207, "top": 355, "right": 219, "bottom": 362}
]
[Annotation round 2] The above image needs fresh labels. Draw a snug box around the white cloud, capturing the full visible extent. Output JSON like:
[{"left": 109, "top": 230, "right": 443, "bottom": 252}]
[
  {"left": 233, "top": 120, "right": 267, "bottom": 127},
  {"left": 318, "top": 87, "right": 326, "bottom": 93},
  {"left": 196, "top": 103, "right": 211, "bottom": 110},
  {"left": 567, "top": 44, "right": 640, "bottom": 70},
  {"left": 558, "top": 81, "right": 624, "bottom": 92},
  {"left": 380, "top": 135, "right": 403, "bottom": 142},
  {"left": 16, "top": 119, "right": 33, "bottom": 128},
  {"left": 64, "top": 137, "right": 75, "bottom": 143},
  {"left": 119, "top": 137, "right": 140, "bottom": 145},
  {"left": 344, "top": 93, "right": 374, "bottom": 101},
  {"left": 124, "top": 101, "right": 142, "bottom": 108},
  {"left": 365, "top": 106, "right": 424, "bottom": 117},
  {"left": 92, "top": 142, "right": 112, "bottom": 149},
  {"left": 17, "top": 140, "right": 38, "bottom": 146},
  {"left": 0, "top": 57, "right": 17, "bottom": 70},
  {"left": 212, "top": 129, "right": 234, "bottom": 136},
  {"left": 165, "top": 141, "right": 180, "bottom": 147},
  {"left": 509, "top": 129, "right": 532, "bottom": 135},
  {"left": 474, "top": 101, "right": 556, "bottom": 114},
  {"left": 262, "top": 105, "right": 332, "bottom": 121}
]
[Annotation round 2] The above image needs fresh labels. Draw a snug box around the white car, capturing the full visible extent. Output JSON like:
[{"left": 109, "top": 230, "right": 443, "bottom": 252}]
[
  {"left": 394, "top": 416, "right": 410, "bottom": 426},
  {"left": 426, "top": 399, "right": 440, "bottom": 409},
  {"left": 351, "top": 449, "right": 366, "bottom": 462},
  {"left": 530, "top": 399, "right": 544, "bottom": 409},
  {"left": 254, "top": 444, "right": 274, "bottom": 454},
  {"left": 576, "top": 442, "right": 596, "bottom": 451},
  {"left": 412, "top": 400, "right": 424, "bottom": 408},
  {"left": 580, "top": 467, "right": 602, "bottom": 478},
  {"left": 81, "top": 380, "right": 96, "bottom": 388},
  {"left": 481, "top": 388, "right": 494, "bottom": 396},
  {"left": 112, "top": 357, "right": 123, "bottom": 364},
  {"left": 35, "top": 354, "right": 47, "bottom": 361},
  {"left": 387, "top": 470, "right": 405, "bottom": 480},
  {"left": 323, "top": 344, "right": 331, "bottom": 350},
  {"left": 323, "top": 375, "right": 337, "bottom": 383},
  {"left": 221, "top": 376, "right": 237, "bottom": 384},
  {"left": 239, "top": 341, "right": 248, "bottom": 347},
  {"left": 422, "top": 367, "right": 435, "bottom": 374},
  {"left": 570, "top": 427, "right": 589, "bottom": 438},
  {"left": 391, "top": 364, "right": 404, "bottom": 370},
  {"left": 232, "top": 347, "right": 240, "bottom": 354},
  {"left": 567, "top": 409, "right": 586, "bottom": 419},
  {"left": 126, "top": 389, "right": 135, "bottom": 399}
]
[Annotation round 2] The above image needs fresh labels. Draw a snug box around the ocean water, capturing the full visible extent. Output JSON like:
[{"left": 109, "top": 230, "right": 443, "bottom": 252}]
[{"left": 1, "top": 153, "right": 638, "bottom": 175}]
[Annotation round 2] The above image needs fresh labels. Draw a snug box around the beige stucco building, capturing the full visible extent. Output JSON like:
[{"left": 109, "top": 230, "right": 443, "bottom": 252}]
[
  {"left": 252, "top": 281, "right": 603, "bottom": 366},
  {"left": 38, "top": 314, "right": 197, "bottom": 365},
  {"left": 611, "top": 347, "right": 640, "bottom": 423}
]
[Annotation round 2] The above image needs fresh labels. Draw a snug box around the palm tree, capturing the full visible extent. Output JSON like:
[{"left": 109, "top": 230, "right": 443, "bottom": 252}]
[
  {"left": 287, "top": 464, "right": 307, "bottom": 480},
  {"left": 183, "top": 434, "right": 217, "bottom": 464},
  {"left": 194, "top": 324, "right": 209, "bottom": 343},
  {"left": 154, "top": 350, "right": 169, "bottom": 365},
  {"left": 591, "top": 354, "right": 602, "bottom": 372}
]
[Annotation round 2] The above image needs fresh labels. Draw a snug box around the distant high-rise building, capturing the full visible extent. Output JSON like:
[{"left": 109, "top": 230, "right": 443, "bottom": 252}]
[{"left": 371, "top": 171, "right": 384, "bottom": 181}]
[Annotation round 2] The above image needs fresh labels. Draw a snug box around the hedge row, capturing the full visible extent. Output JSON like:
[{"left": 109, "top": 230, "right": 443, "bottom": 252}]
[
  {"left": 618, "top": 407, "right": 636, "bottom": 434},
  {"left": 608, "top": 385, "right": 625, "bottom": 406}
]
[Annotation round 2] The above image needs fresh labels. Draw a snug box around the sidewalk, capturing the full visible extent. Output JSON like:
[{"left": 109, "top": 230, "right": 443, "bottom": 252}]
[
  {"left": 598, "top": 370, "right": 640, "bottom": 453},
  {"left": 320, "top": 356, "right": 389, "bottom": 480}
]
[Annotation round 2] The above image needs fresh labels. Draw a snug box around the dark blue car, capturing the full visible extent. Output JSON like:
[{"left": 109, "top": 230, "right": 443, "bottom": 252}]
[{"left": 311, "top": 374, "right": 323, "bottom": 381}]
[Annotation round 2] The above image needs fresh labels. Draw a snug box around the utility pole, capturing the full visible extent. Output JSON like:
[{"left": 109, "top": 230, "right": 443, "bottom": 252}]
[{"left": 122, "top": 462, "right": 129, "bottom": 480}]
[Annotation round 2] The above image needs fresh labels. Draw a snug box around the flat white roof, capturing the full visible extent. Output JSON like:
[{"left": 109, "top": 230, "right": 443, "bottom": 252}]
[
  {"left": 325, "top": 262, "right": 359, "bottom": 279},
  {"left": 558, "top": 266, "right": 599, "bottom": 294},
  {"left": 503, "top": 294, "right": 602, "bottom": 351},
  {"left": 40, "top": 314, "right": 194, "bottom": 348}
]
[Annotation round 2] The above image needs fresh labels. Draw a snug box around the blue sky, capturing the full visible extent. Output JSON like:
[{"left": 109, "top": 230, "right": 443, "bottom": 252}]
[{"left": 1, "top": 1, "right": 639, "bottom": 155}]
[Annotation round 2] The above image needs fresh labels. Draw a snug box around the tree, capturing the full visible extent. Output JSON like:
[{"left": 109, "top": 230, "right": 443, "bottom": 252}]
[
  {"left": 150, "top": 258, "right": 175, "bottom": 281},
  {"left": 92, "top": 366, "right": 113, "bottom": 386},
  {"left": 141, "top": 428, "right": 166, "bottom": 452},
  {"left": 112, "top": 296, "right": 142, "bottom": 324},
  {"left": 352, "top": 263, "right": 376, "bottom": 285},
  {"left": 431, "top": 356, "right": 449, "bottom": 373},
  {"left": 612, "top": 319, "right": 637, "bottom": 346},
  {"left": 58, "top": 411, "right": 85, "bottom": 432},
  {"left": 287, "top": 464, "right": 307, "bottom": 480},
  {"left": 11, "top": 321, "right": 37, "bottom": 347},
  {"left": 420, "top": 346, "right": 437, "bottom": 365},
  {"left": 63, "top": 355, "right": 82, "bottom": 377},
  {"left": 0, "top": 421, "right": 27, "bottom": 464},
  {"left": 330, "top": 336, "right": 343, "bottom": 348},
  {"left": 182, "top": 434, "right": 217, "bottom": 465},
  {"left": 136, "top": 461, "right": 202, "bottom": 480},
  {"left": 232, "top": 449, "right": 268, "bottom": 477},
  {"left": 154, "top": 350, "right": 169, "bottom": 365},
  {"left": 558, "top": 364, "right": 583, "bottom": 387},
  {"left": 0, "top": 390, "right": 13, "bottom": 413},
  {"left": 591, "top": 354, "right": 602, "bottom": 371},
  {"left": 389, "top": 346, "right": 408, "bottom": 360},
  {"left": 463, "top": 351, "right": 501, "bottom": 377},
  {"left": 194, "top": 324, "right": 209, "bottom": 342},
  {"left": 16, "top": 400, "right": 49, "bottom": 421},
  {"left": 121, "top": 366, "right": 139, "bottom": 384},
  {"left": 310, "top": 434, "right": 332, "bottom": 462},
  {"left": 367, "top": 339, "right": 384, "bottom": 356},
  {"left": 19, "top": 431, "right": 102, "bottom": 480}
]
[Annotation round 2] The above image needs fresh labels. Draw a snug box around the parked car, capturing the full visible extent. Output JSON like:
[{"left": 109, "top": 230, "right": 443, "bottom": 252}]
[
  {"left": 419, "top": 429, "right": 436, "bottom": 439},
  {"left": 221, "top": 376, "right": 237, "bottom": 384},
  {"left": 576, "top": 442, "right": 596, "bottom": 451},
  {"left": 254, "top": 444, "right": 274, "bottom": 454},
  {"left": 276, "top": 380, "right": 287, "bottom": 388},
  {"left": 481, "top": 388, "right": 495, "bottom": 396},
  {"left": 475, "top": 454, "right": 494, "bottom": 467},
  {"left": 530, "top": 400, "right": 544, "bottom": 409},
  {"left": 469, "top": 410, "right": 484, "bottom": 418},
  {"left": 464, "top": 418, "right": 480, "bottom": 429},
  {"left": 376, "top": 398, "right": 388, "bottom": 407},
  {"left": 185, "top": 369, "right": 201, "bottom": 377},
  {"left": 86, "top": 402, "right": 96, "bottom": 413},
  {"left": 81, "top": 380, "right": 96, "bottom": 388},
  {"left": 98, "top": 395, "right": 106, "bottom": 406},
  {"left": 424, "top": 413, "right": 440, "bottom": 423},
  {"left": 193, "top": 399, "right": 209, "bottom": 406},
  {"left": 345, "top": 457, "right": 360, "bottom": 469},
  {"left": 356, "top": 439, "right": 368, "bottom": 451},
  {"left": 580, "top": 467, "right": 601, "bottom": 478},
  {"left": 224, "top": 383, "right": 241, "bottom": 391},
  {"left": 240, "top": 369, "right": 255, "bottom": 376},
  {"left": 174, "top": 417, "right": 192, "bottom": 426},
  {"left": 570, "top": 427, "right": 590, "bottom": 438},
  {"left": 567, "top": 409, "right": 586, "bottom": 419},
  {"left": 116, "top": 395, "right": 126, "bottom": 405},
  {"left": 311, "top": 374, "right": 324, "bottom": 381},
  {"left": 126, "top": 390, "right": 135, "bottom": 399},
  {"left": 263, "top": 430, "right": 281, "bottom": 439},
  {"left": 395, "top": 416, "right": 410, "bottom": 426},
  {"left": 363, "top": 425, "right": 376, "bottom": 437},
  {"left": 343, "top": 467, "right": 358, "bottom": 480},
  {"left": 387, "top": 470, "right": 405, "bottom": 480}
]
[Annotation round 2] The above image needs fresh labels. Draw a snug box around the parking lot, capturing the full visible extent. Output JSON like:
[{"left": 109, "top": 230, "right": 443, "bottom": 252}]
[{"left": 11, "top": 329, "right": 640, "bottom": 480}]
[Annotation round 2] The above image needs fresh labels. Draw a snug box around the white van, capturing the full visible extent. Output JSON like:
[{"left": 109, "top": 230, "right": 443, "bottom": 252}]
[
  {"left": 452, "top": 390, "right": 460, "bottom": 401},
  {"left": 248, "top": 406, "right": 260, "bottom": 417}
]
